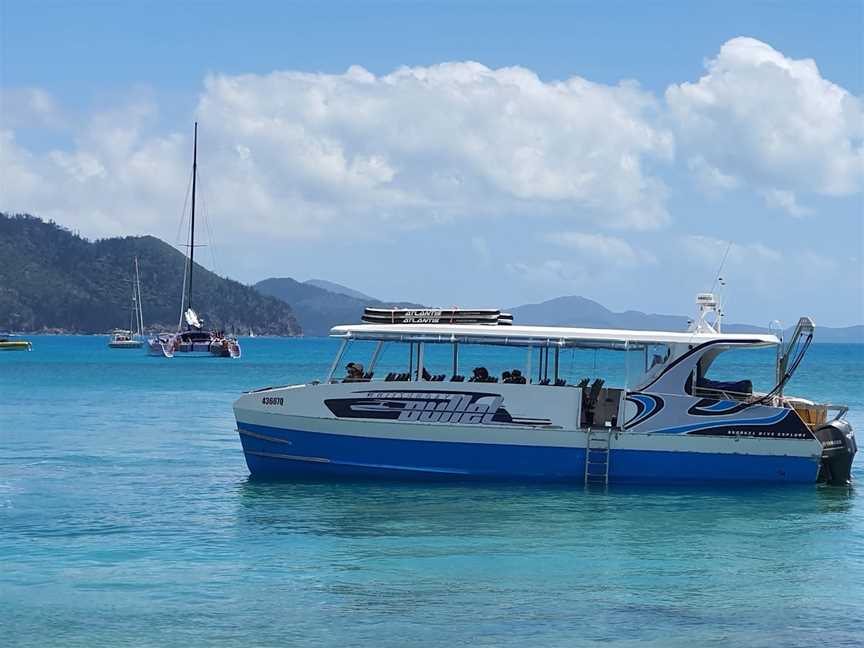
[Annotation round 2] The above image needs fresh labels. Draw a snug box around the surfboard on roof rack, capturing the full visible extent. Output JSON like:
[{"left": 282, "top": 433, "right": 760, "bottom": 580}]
[{"left": 361, "top": 307, "right": 513, "bottom": 326}]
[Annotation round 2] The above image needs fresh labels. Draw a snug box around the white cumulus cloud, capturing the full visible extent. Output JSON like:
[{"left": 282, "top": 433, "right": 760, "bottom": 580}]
[
  {"left": 543, "top": 231, "right": 656, "bottom": 266},
  {"left": 760, "top": 188, "right": 812, "bottom": 217},
  {"left": 1, "top": 63, "right": 676, "bottom": 244},
  {"left": 195, "top": 62, "right": 674, "bottom": 233},
  {"left": 667, "top": 37, "right": 864, "bottom": 203}
]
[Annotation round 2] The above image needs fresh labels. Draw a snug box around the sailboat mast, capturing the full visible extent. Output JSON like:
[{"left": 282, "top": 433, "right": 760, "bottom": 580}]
[
  {"left": 134, "top": 256, "right": 144, "bottom": 336},
  {"left": 187, "top": 122, "right": 198, "bottom": 315}
]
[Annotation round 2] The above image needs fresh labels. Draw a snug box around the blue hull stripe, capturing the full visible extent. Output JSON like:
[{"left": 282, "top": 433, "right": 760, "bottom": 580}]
[
  {"left": 236, "top": 422, "right": 818, "bottom": 484},
  {"left": 654, "top": 409, "right": 789, "bottom": 435},
  {"left": 700, "top": 400, "right": 741, "bottom": 412}
]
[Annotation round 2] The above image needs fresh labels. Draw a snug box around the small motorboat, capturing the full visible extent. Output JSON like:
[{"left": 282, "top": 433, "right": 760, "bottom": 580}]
[{"left": 0, "top": 334, "right": 32, "bottom": 351}]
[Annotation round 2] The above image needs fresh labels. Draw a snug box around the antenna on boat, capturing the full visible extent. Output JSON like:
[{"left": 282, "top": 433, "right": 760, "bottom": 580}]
[{"left": 691, "top": 241, "right": 732, "bottom": 333}]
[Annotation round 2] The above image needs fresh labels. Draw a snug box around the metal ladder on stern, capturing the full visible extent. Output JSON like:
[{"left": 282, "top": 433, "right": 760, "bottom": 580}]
[{"left": 584, "top": 429, "right": 612, "bottom": 486}]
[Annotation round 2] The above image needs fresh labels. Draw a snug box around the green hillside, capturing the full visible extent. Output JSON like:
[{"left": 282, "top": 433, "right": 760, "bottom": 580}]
[{"left": 0, "top": 213, "right": 301, "bottom": 335}]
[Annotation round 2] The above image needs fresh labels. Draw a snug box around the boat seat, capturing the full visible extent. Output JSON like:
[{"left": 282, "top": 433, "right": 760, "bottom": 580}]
[
  {"left": 451, "top": 375, "right": 465, "bottom": 382},
  {"left": 696, "top": 376, "right": 753, "bottom": 395},
  {"left": 385, "top": 372, "right": 396, "bottom": 381},
  {"left": 576, "top": 378, "right": 590, "bottom": 388},
  {"left": 363, "top": 372, "right": 374, "bottom": 379},
  {"left": 554, "top": 378, "right": 566, "bottom": 386},
  {"left": 539, "top": 378, "right": 551, "bottom": 385}
]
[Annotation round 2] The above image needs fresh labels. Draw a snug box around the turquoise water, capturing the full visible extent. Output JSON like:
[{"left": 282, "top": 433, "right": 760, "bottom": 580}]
[{"left": 2, "top": 336, "right": 863, "bottom": 646}]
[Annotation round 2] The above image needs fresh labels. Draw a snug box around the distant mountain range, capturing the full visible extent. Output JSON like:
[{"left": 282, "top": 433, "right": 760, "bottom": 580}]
[
  {"left": 256, "top": 279, "right": 862, "bottom": 343},
  {"left": 3, "top": 213, "right": 860, "bottom": 342},
  {"left": 0, "top": 214, "right": 300, "bottom": 335},
  {"left": 254, "top": 277, "right": 421, "bottom": 336},
  {"left": 304, "top": 278, "right": 375, "bottom": 302},
  {"left": 507, "top": 295, "right": 863, "bottom": 343}
]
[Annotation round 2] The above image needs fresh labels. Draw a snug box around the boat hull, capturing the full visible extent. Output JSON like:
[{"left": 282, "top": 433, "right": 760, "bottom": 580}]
[
  {"left": 147, "top": 336, "right": 240, "bottom": 358},
  {"left": 0, "top": 341, "right": 32, "bottom": 351},
  {"left": 236, "top": 421, "right": 820, "bottom": 483},
  {"left": 108, "top": 340, "right": 143, "bottom": 349},
  {"left": 233, "top": 380, "right": 830, "bottom": 484}
]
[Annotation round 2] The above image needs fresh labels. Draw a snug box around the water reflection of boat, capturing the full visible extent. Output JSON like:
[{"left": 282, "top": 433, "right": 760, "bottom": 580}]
[
  {"left": 0, "top": 334, "right": 32, "bottom": 351},
  {"left": 147, "top": 123, "right": 240, "bottom": 360},
  {"left": 234, "top": 295, "right": 856, "bottom": 486}
]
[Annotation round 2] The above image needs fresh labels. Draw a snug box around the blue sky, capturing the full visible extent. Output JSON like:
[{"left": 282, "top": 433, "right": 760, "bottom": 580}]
[{"left": 2, "top": 1, "right": 862, "bottom": 326}]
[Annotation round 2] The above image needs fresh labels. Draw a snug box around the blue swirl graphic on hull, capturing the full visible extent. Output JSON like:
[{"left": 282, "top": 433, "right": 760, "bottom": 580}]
[{"left": 654, "top": 410, "right": 790, "bottom": 435}]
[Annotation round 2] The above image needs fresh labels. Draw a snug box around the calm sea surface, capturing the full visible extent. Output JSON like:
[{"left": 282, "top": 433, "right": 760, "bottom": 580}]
[{"left": 2, "top": 336, "right": 863, "bottom": 647}]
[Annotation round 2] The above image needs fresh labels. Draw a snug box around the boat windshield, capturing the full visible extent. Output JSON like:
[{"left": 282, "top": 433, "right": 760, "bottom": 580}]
[{"left": 326, "top": 337, "right": 662, "bottom": 390}]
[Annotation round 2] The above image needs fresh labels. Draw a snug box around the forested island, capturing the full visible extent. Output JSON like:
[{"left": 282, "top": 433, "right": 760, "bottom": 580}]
[{"left": 0, "top": 213, "right": 301, "bottom": 335}]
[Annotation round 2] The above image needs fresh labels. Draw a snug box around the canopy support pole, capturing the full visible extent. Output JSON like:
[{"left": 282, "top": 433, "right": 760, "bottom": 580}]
[
  {"left": 554, "top": 346, "right": 560, "bottom": 382},
  {"left": 326, "top": 339, "right": 348, "bottom": 383},
  {"left": 452, "top": 342, "right": 458, "bottom": 378},
  {"left": 368, "top": 341, "right": 384, "bottom": 374}
]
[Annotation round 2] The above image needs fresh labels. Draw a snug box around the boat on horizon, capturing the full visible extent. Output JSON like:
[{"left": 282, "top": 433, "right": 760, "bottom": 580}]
[
  {"left": 108, "top": 257, "right": 145, "bottom": 349},
  {"left": 0, "top": 333, "right": 32, "bottom": 351},
  {"left": 148, "top": 123, "right": 240, "bottom": 360},
  {"left": 233, "top": 295, "right": 856, "bottom": 485}
]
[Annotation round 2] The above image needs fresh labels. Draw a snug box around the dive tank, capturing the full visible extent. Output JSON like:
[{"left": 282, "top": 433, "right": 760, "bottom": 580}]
[{"left": 815, "top": 420, "right": 857, "bottom": 485}]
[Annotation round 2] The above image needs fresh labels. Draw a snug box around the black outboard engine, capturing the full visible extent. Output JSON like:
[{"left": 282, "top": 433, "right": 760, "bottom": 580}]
[{"left": 815, "top": 420, "right": 857, "bottom": 485}]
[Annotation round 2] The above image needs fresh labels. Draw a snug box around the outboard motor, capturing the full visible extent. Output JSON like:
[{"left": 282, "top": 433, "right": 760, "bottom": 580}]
[{"left": 815, "top": 420, "right": 857, "bottom": 485}]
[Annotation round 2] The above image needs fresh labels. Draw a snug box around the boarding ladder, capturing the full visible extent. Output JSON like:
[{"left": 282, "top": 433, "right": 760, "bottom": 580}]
[{"left": 584, "top": 429, "right": 612, "bottom": 486}]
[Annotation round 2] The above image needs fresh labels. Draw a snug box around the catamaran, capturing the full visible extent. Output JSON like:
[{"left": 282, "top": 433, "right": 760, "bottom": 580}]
[
  {"left": 147, "top": 123, "right": 240, "bottom": 359},
  {"left": 108, "top": 257, "right": 145, "bottom": 349},
  {"left": 233, "top": 296, "right": 856, "bottom": 485}
]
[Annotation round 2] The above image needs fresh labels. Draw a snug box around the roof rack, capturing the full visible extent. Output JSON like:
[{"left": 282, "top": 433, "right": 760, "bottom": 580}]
[{"left": 361, "top": 307, "right": 513, "bottom": 326}]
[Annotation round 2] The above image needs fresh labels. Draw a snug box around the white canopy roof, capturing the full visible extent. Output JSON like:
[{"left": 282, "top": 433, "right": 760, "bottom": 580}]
[{"left": 330, "top": 323, "right": 779, "bottom": 349}]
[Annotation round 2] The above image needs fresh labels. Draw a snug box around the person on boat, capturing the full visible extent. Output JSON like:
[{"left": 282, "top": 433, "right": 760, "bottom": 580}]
[
  {"left": 345, "top": 362, "right": 364, "bottom": 380},
  {"left": 510, "top": 369, "right": 526, "bottom": 384},
  {"left": 470, "top": 367, "right": 491, "bottom": 382}
]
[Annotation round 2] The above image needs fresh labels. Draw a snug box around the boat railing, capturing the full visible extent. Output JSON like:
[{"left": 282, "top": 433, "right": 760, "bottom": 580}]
[{"left": 786, "top": 400, "right": 848, "bottom": 429}]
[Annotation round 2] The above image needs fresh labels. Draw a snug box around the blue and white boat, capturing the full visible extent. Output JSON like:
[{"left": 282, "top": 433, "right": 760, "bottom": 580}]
[{"left": 233, "top": 296, "right": 856, "bottom": 485}]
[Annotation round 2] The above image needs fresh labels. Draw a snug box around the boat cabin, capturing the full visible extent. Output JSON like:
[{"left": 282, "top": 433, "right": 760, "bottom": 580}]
[{"left": 326, "top": 317, "right": 785, "bottom": 430}]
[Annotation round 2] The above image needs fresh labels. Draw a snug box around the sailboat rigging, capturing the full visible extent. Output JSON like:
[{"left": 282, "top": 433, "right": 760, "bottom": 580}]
[
  {"left": 147, "top": 123, "right": 241, "bottom": 359},
  {"left": 109, "top": 257, "right": 145, "bottom": 349}
]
